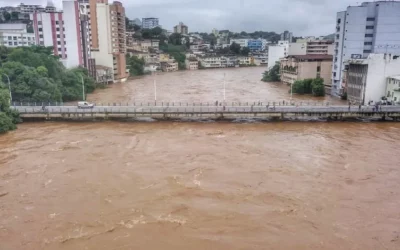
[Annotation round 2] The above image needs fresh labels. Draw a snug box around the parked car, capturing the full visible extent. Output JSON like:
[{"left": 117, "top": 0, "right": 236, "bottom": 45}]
[{"left": 77, "top": 101, "right": 95, "bottom": 109}]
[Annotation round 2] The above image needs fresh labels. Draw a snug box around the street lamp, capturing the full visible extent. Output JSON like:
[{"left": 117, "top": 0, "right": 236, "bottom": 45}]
[
  {"left": 80, "top": 74, "right": 85, "bottom": 101},
  {"left": 1, "top": 73, "right": 12, "bottom": 105},
  {"left": 223, "top": 73, "right": 226, "bottom": 103}
]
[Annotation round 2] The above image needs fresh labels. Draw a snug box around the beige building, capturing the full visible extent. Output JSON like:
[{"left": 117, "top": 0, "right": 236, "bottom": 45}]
[
  {"left": 280, "top": 55, "right": 333, "bottom": 90},
  {"left": 91, "top": 1, "right": 128, "bottom": 82},
  {"left": 161, "top": 61, "right": 178, "bottom": 72},
  {"left": 185, "top": 58, "right": 199, "bottom": 70},
  {"left": 173, "top": 22, "right": 188, "bottom": 34},
  {"left": 306, "top": 40, "right": 334, "bottom": 55}
]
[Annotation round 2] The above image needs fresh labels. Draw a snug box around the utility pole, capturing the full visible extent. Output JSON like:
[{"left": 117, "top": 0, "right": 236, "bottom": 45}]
[
  {"left": 2, "top": 73, "right": 12, "bottom": 104},
  {"left": 223, "top": 73, "right": 226, "bottom": 103},
  {"left": 81, "top": 75, "right": 85, "bottom": 101},
  {"left": 153, "top": 71, "right": 157, "bottom": 102}
]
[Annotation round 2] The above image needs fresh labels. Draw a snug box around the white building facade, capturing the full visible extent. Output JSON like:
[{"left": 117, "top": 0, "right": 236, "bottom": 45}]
[
  {"left": 267, "top": 41, "right": 289, "bottom": 69},
  {"left": 346, "top": 54, "right": 400, "bottom": 105},
  {"left": 386, "top": 76, "right": 400, "bottom": 103},
  {"left": 31, "top": 11, "right": 67, "bottom": 61},
  {"left": 142, "top": 17, "right": 159, "bottom": 29},
  {"left": 0, "top": 23, "right": 36, "bottom": 47},
  {"left": 230, "top": 39, "right": 248, "bottom": 48},
  {"left": 332, "top": 1, "right": 400, "bottom": 96}
]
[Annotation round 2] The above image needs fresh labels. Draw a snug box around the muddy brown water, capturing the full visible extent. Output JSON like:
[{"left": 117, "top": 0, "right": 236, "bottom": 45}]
[{"left": 1, "top": 68, "right": 400, "bottom": 250}]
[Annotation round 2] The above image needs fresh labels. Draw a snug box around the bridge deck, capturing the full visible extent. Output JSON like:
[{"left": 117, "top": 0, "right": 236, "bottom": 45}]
[{"left": 13, "top": 105, "right": 400, "bottom": 121}]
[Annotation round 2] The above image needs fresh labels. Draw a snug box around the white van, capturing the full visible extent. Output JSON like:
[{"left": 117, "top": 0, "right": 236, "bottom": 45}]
[{"left": 77, "top": 101, "right": 94, "bottom": 109}]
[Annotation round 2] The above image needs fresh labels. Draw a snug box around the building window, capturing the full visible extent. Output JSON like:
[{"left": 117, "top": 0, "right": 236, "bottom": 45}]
[
  {"left": 13, "top": 36, "right": 17, "bottom": 40},
  {"left": 56, "top": 28, "right": 60, "bottom": 31},
  {"left": 317, "top": 66, "right": 321, "bottom": 72},
  {"left": 57, "top": 41, "right": 61, "bottom": 45},
  {"left": 366, "top": 26, "right": 374, "bottom": 29},
  {"left": 40, "top": 41, "right": 44, "bottom": 45},
  {"left": 38, "top": 21, "right": 42, "bottom": 25},
  {"left": 363, "top": 50, "right": 372, "bottom": 53},
  {"left": 364, "top": 42, "right": 373, "bottom": 45},
  {"left": 365, "top": 34, "right": 373, "bottom": 37},
  {"left": 56, "top": 21, "right": 59, "bottom": 25},
  {"left": 38, "top": 28, "right": 42, "bottom": 31},
  {"left": 39, "top": 35, "right": 43, "bottom": 38},
  {"left": 8, "top": 42, "right": 12, "bottom": 46},
  {"left": 58, "top": 48, "right": 61, "bottom": 51},
  {"left": 14, "top": 42, "right": 17, "bottom": 45},
  {"left": 8, "top": 36, "right": 11, "bottom": 40},
  {"left": 366, "top": 17, "right": 375, "bottom": 21}
]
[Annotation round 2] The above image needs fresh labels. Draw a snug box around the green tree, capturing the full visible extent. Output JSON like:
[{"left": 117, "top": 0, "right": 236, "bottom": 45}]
[
  {"left": 240, "top": 47, "right": 250, "bottom": 56},
  {"left": 2, "top": 12, "right": 11, "bottom": 22},
  {"left": 0, "top": 45, "right": 97, "bottom": 102},
  {"left": 11, "top": 11, "right": 19, "bottom": 20},
  {"left": 133, "top": 24, "right": 141, "bottom": 32},
  {"left": 169, "top": 33, "right": 183, "bottom": 45},
  {"left": 230, "top": 42, "right": 241, "bottom": 54},
  {"left": 126, "top": 54, "right": 145, "bottom": 76},
  {"left": 312, "top": 78, "right": 325, "bottom": 96},
  {"left": 0, "top": 86, "right": 19, "bottom": 133},
  {"left": 262, "top": 63, "right": 280, "bottom": 82}
]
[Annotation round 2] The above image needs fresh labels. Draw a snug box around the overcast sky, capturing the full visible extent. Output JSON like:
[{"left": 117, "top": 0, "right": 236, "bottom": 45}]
[{"left": 1, "top": 0, "right": 358, "bottom": 36}]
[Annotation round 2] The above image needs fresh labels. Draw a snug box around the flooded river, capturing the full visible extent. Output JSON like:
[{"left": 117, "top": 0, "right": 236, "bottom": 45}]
[{"left": 1, "top": 68, "right": 400, "bottom": 250}]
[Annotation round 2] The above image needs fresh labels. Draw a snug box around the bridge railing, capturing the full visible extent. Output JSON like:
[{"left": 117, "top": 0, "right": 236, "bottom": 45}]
[
  {"left": 15, "top": 106, "right": 400, "bottom": 114},
  {"left": 12, "top": 101, "right": 344, "bottom": 107}
]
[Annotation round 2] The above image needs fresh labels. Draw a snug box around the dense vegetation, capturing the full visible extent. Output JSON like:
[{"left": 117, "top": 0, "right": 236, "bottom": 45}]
[
  {"left": 0, "top": 84, "right": 20, "bottom": 133},
  {"left": 262, "top": 63, "right": 280, "bottom": 82},
  {"left": 291, "top": 78, "right": 325, "bottom": 97},
  {"left": 125, "top": 54, "right": 145, "bottom": 76},
  {"left": 160, "top": 44, "right": 187, "bottom": 70},
  {"left": 0, "top": 46, "right": 96, "bottom": 103}
]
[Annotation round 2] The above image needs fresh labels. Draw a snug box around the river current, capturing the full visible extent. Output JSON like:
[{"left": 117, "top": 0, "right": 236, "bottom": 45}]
[{"left": 1, "top": 67, "right": 400, "bottom": 250}]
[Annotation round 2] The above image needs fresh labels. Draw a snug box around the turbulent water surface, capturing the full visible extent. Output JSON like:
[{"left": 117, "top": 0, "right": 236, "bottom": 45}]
[{"left": 1, "top": 68, "right": 400, "bottom": 250}]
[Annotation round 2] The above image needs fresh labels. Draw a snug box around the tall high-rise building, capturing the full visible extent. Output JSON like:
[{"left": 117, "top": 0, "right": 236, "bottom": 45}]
[
  {"left": 62, "top": 0, "right": 92, "bottom": 69},
  {"left": 332, "top": 1, "right": 400, "bottom": 96},
  {"left": 92, "top": 1, "right": 127, "bottom": 82},
  {"left": 174, "top": 22, "right": 188, "bottom": 34},
  {"left": 280, "top": 30, "right": 293, "bottom": 42},
  {"left": 142, "top": 17, "right": 159, "bottom": 29},
  {"left": 31, "top": 11, "right": 67, "bottom": 61}
]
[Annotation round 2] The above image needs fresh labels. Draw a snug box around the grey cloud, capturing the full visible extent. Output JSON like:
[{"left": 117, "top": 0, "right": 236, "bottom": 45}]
[{"left": 1, "top": 0, "right": 356, "bottom": 36}]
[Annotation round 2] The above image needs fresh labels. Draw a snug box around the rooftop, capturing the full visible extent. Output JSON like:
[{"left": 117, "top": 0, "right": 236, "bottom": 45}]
[
  {"left": 389, "top": 75, "right": 400, "bottom": 81},
  {"left": 288, "top": 55, "right": 333, "bottom": 60}
]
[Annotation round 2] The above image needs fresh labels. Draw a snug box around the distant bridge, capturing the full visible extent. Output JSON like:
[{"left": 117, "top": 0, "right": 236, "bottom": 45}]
[{"left": 12, "top": 102, "right": 400, "bottom": 121}]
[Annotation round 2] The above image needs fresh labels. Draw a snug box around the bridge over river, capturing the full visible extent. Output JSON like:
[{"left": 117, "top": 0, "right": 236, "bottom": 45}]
[{"left": 13, "top": 102, "right": 400, "bottom": 121}]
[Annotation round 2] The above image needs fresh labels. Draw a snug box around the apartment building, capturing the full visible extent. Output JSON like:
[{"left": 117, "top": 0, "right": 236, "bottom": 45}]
[
  {"left": 280, "top": 30, "right": 293, "bottom": 42},
  {"left": 174, "top": 22, "right": 188, "bottom": 35},
  {"left": 0, "top": 23, "right": 36, "bottom": 47},
  {"left": 247, "top": 39, "right": 269, "bottom": 51},
  {"left": 332, "top": 1, "right": 400, "bottom": 96},
  {"left": 161, "top": 61, "right": 178, "bottom": 72},
  {"left": 268, "top": 40, "right": 289, "bottom": 69},
  {"left": 92, "top": 1, "right": 128, "bottom": 82},
  {"left": 386, "top": 76, "right": 400, "bottom": 103},
  {"left": 307, "top": 40, "right": 334, "bottom": 55},
  {"left": 142, "top": 17, "right": 159, "bottom": 29},
  {"left": 230, "top": 39, "right": 248, "bottom": 48},
  {"left": 280, "top": 55, "right": 333, "bottom": 92},
  {"left": 185, "top": 58, "right": 199, "bottom": 70},
  {"left": 19, "top": 3, "right": 45, "bottom": 13},
  {"left": 346, "top": 53, "right": 400, "bottom": 105},
  {"left": 31, "top": 11, "right": 67, "bottom": 61},
  {"left": 238, "top": 56, "right": 254, "bottom": 65}
]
